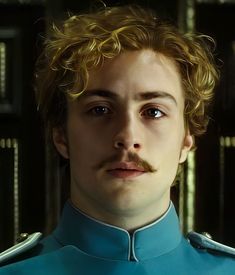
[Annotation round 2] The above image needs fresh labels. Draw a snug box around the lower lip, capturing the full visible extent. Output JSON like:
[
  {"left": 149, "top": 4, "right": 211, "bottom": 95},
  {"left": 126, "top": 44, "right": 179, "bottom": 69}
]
[{"left": 107, "top": 169, "right": 145, "bottom": 179}]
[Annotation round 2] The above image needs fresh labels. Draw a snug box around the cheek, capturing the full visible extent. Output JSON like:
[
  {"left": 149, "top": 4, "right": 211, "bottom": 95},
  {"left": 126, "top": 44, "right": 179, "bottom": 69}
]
[
  {"left": 67, "top": 122, "right": 110, "bottom": 163},
  {"left": 147, "top": 126, "right": 184, "bottom": 161}
]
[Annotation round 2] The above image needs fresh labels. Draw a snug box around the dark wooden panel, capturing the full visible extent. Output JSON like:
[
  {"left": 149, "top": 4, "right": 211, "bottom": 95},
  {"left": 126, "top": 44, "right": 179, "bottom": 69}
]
[
  {"left": 0, "top": 28, "right": 22, "bottom": 115},
  {"left": 195, "top": 2, "right": 235, "bottom": 246},
  {"left": 223, "top": 145, "right": 235, "bottom": 245},
  {"left": 0, "top": 3, "right": 46, "bottom": 250},
  {"left": 0, "top": 139, "right": 14, "bottom": 251}
]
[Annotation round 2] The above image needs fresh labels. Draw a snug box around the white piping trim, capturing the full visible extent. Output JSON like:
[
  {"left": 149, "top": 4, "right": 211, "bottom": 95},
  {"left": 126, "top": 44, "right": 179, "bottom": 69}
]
[
  {"left": 70, "top": 202, "right": 132, "bottom": 260},
  {"left": 131, "top": 202, "right": 172, "bottom": 261},
  {"left": 131, "top": 233, "right": 139, "bottom": 262},
  {"left": 70, "top": 200, "right": 172, "bottom": 234},
  {"left": 70, "top": 201, "right": 129, "bottom": 234},
  {"left": 134, "top": 201, "right": 172, "bottom": 234},
  {"left": 70, "top": 200, "right": 172, "bottom": 261}
]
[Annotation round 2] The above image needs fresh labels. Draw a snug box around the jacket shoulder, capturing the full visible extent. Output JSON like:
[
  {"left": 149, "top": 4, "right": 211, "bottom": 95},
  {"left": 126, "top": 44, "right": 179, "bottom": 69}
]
[
  {"left": 187, "top": 231, "right": 235, "bottom": 258},
  {"left": 0, "top": 232, "right": 42, "bottom": 267}
]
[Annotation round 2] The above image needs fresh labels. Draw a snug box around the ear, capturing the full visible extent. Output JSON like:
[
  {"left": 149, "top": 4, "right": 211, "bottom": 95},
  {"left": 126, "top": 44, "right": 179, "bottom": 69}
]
[
  {"left": 52, "top": 127, "right": 69, "bottom": 159},
  {"left": 179, "top": 132, "right": 194, "bottom": 164}
]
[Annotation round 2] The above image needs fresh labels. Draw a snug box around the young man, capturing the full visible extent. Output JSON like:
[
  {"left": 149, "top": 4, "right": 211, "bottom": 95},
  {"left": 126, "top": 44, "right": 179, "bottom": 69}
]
[{"left": 1, "top": 4, "right": 235, "bottom": 274}]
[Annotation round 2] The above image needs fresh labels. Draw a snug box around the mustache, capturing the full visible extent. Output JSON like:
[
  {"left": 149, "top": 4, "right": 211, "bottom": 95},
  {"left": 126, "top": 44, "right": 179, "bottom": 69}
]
[{"left": 95, "top": 152, "right": 157, "bottom": 173}]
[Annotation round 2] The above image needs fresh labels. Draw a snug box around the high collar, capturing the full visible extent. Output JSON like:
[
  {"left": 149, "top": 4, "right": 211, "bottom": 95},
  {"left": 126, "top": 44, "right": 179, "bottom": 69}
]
[{"left": 53, "top": 201, "right": 182, "bottom": 262}]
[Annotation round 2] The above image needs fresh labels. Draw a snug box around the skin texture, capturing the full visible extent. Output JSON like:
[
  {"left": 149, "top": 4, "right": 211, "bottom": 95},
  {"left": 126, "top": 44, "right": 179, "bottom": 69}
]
[{"left": 53, "top": 49, "right": 193, "bottom": 231}]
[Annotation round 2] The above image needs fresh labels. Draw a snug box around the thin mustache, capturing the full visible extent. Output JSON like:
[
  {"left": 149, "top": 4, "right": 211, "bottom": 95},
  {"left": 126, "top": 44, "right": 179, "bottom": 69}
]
[{"left": 95, "top": 152, "right": 157, "bottom": 173}]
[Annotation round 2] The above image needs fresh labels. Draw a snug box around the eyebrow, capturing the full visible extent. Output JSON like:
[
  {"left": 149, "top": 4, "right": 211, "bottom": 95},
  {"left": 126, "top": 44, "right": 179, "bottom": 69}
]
[
  {"left": 135, "top": 91, "right": 177, "bottom": 106},
  {"left": 82, "top": 89, "right": 178, "bottom": 106},
  {"left": 83, "top": 89, "right": 118, "bottom": 100}
]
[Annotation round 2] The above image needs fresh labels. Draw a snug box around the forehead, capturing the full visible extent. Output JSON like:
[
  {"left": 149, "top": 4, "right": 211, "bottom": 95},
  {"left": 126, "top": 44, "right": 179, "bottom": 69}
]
[{"left": 85, "top": 49, "right": 183, "bottom": 105}]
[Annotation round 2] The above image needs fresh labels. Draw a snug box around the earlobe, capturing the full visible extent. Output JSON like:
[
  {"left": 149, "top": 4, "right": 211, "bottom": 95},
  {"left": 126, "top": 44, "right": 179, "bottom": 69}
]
[
  {"left": 179, "top": 133, "right": 194, "bottom": 164},
  {"left": 52, "top": 127, "right": 69, "bottom": 159}
]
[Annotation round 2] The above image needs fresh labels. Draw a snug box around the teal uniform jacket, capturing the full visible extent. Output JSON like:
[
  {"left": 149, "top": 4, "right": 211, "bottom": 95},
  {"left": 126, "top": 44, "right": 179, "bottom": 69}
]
[{"left": 0, "top": 201, "right": 235, "bottom": 274}]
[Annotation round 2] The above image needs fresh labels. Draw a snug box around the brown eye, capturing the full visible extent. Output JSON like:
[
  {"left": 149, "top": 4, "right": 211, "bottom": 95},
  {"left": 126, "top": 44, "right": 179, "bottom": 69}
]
[
  {"left": 143, "top": 108, "right": 164, "bottom": 118},
  {"left": 90, "top": 106, "right": 111, "bottom": 116}
]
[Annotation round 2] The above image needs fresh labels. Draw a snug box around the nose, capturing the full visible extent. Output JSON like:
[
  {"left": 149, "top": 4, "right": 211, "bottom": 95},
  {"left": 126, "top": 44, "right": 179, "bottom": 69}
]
[{"left": 113, "top": 113, "right": 142, "bottom": 151}]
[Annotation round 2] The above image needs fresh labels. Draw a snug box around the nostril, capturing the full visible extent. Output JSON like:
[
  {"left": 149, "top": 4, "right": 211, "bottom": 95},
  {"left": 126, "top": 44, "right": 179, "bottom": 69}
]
[
  {"left": 114, "top": 140, "right": 141, "bottom": 150},
  {"left": 117, "top": 142, "right": 124, "bottom": 147},
  {"left": 134, "top": 143, "right": 140, "bottom": 149}
]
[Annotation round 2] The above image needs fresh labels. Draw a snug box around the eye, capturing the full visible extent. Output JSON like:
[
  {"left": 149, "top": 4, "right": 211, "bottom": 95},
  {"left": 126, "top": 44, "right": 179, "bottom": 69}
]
[
  {"left": 142, "top": 107, "right": 165, "bottom": 119},
  {"left": 89, "top": 106, "right": 111, "bottom": 116}
]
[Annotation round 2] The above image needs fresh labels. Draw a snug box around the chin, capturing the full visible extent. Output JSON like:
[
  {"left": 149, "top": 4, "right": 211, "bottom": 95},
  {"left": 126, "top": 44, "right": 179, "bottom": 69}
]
[{"left": 106, "top": 190, "right": 150, "bottom": 214}]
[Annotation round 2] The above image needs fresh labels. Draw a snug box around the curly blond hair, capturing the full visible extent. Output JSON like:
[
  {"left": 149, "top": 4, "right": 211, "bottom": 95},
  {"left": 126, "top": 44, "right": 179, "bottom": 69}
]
[{"left": 35, "top": 5, "right": 219, "bottom": 139}]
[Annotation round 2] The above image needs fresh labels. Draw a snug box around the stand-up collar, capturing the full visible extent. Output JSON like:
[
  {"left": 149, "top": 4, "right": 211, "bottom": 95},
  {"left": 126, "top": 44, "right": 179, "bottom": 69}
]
[{"left": 53, "top": 201, "right": 182, "bottom": 262}]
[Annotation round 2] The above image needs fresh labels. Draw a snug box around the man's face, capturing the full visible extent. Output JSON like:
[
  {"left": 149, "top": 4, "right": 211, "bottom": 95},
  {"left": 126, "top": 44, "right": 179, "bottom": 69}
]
[{"left": 53, "top": 49, "right": 193, "bottom": 224}]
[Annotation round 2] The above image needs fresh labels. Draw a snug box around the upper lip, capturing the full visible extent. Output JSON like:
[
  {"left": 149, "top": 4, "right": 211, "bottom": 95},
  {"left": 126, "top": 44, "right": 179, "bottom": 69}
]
[{"left": 107, "top": 162, "right": 146, "bottom": 172}]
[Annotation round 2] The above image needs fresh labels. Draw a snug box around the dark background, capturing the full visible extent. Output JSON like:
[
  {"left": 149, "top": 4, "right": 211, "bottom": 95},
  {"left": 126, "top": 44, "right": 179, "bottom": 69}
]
[{"left": 0, "top": 0, "right": 235, "bottom": 251}]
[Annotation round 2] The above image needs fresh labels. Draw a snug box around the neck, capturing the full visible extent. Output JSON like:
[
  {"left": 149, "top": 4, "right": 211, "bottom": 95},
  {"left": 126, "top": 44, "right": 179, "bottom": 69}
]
[{"left": 70, "top": 194, "right": 170, "bottom": 231}]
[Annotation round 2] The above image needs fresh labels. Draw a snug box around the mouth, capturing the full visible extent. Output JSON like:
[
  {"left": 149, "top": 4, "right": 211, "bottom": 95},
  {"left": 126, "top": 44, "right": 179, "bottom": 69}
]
[{"left": 106, "top": 162, "right": 146, "bottom": 179}]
